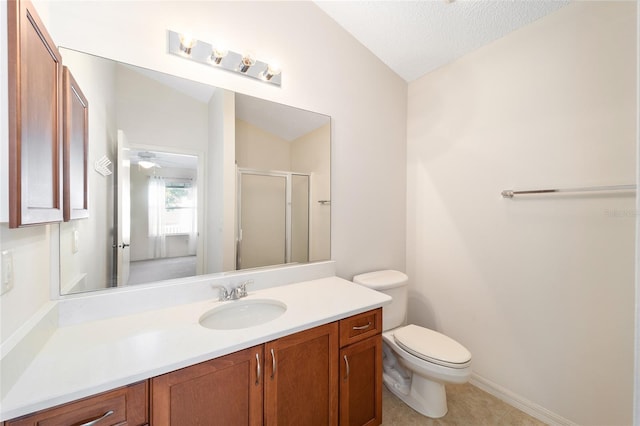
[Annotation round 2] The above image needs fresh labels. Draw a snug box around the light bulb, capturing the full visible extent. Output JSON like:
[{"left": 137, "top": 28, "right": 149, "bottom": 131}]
[
  {"left": 210, "top": 47, "right": 228, "bottom": 64},
  {"left": 238, "top": 53, "right": 256, "bottom": 73},
  {"left": 179, "top": 33, "right": 197, "bottom": 55},
  {"left": 261, "top": 62, "right": 281, "bottom": 81}
]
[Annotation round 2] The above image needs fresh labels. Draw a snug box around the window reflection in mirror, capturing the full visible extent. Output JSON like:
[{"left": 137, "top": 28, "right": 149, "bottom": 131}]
[{"left": 58, "top": 47, "right": 330, "bottom": 295}]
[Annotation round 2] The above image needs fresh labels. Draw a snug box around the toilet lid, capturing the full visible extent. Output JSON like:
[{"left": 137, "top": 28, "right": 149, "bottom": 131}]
[{"left": 393, "top": 325, "right": 471, "bottom": 368}]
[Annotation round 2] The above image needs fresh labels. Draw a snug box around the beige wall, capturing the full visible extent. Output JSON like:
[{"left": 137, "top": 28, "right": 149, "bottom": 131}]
[
  {"left": 236, "top": 119, "right": 291, "bottom": 171},
  {"left": 407, "top": 2, "right": 636, "bottom": 425},
  {"left": 115, "top": 66, "right": 208, "bottom": 154}
]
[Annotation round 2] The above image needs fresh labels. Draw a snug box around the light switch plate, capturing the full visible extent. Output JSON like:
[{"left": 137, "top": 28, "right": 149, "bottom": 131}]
[
  {"left": 72, "top": 230, "right": 79, "bottom": 253},
  {"left": 1, "top": 250, "right": 14, "bottom": 295}
]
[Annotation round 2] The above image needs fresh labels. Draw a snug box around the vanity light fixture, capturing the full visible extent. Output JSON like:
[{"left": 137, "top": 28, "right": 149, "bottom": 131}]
[{"left": 167, "top": 30, "right": 282, "bottom": 86}]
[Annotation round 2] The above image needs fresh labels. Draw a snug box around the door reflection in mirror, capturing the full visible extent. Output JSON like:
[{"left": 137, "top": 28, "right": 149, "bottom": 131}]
[{"left": 127, "top": 148, "right": 199, "bottom": 285}]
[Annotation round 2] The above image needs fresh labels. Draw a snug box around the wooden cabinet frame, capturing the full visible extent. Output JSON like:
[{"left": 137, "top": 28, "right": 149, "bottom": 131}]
[{"left": 7, "top": 0, "right": 64, "bottom": 227}]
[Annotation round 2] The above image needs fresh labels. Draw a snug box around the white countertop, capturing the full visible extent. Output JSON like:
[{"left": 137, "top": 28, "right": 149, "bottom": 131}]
[{"left": 0, "top": 276, "right": 390, "bottom": 421}]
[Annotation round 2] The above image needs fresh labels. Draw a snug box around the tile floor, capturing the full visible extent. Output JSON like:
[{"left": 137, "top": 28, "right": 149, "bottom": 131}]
[{"left": 381, "top": 383, "right": 547, "bottom": 425}]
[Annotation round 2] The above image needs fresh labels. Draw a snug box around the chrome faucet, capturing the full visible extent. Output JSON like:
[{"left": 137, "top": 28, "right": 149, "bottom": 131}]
[{"left": 211, "top": 279, "right": 253, "bottom": 301}]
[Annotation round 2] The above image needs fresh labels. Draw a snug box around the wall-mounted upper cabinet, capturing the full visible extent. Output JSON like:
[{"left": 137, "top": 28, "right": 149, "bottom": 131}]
[
  {"left": 62, "top": 66, "right": 89, "bottom": 221},
  {"left": 7, "top": 0, "right": 64, "bottom": 227}
]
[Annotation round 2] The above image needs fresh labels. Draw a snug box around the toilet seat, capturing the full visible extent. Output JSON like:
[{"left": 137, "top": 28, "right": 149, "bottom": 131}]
[{"left": 393, "top": 325, "right": 471, "bottom": 369}]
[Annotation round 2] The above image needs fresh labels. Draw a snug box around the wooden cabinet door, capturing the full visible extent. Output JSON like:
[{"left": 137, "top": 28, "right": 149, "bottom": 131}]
[
  {"left": 5, "top": 381, "right": 148, "bottom": 426},
  {"left": 151, "top": 345, "right": 263, "bottom": 426},
  {"left": 264, "top": 322, "right": 339, "bottom": 426},
  {"left": 62, "top": 66, "right": 89, "bottom": 221},
  {"left": 339, "top": 335, "right": 382, "bottom": 426},
  {"left": 7, "top": 0, "right": 64, "bottom": 227}
]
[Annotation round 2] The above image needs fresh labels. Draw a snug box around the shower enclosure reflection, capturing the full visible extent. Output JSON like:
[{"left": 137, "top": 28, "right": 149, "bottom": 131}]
[{"left": 237, "top": 170, "right": 310, "bottom": 269}]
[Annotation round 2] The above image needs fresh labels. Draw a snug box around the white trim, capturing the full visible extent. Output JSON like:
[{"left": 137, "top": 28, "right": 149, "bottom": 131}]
[
  {"left": 0, "top": 1, "right": 8, "bottom": 222},
  {"left": 470, "top": 373, "right": 577, "bottom": 426},
  {"left": 634, "top": 3, "right": 640, "bottom": 425}
]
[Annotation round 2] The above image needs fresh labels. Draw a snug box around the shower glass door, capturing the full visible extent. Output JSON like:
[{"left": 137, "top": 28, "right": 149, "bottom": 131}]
[
  {"left": 291, "top": 174, "right": 310, "bottom": 263},
  {"left": 238, "top": 173, "right": 287, "bottom": 269}
]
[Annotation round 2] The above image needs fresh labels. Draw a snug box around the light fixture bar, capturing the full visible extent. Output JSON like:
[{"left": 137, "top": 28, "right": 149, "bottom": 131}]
[{"left": 167, "top": 30, "right": 282, "bottom": 87}]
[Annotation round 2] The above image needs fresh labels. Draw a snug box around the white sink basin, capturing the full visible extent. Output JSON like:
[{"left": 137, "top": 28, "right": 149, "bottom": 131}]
[{"left": 199, "top": 299, "right": 287, "bottom": 330}]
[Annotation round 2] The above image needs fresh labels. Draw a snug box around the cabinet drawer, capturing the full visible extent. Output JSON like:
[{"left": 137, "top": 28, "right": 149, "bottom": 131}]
[
  {"left": 339, "top": 308, "right": 382, "bottom": 347},
  {"left": 6, "top": 381, "right": 149, "bottom": 426}
]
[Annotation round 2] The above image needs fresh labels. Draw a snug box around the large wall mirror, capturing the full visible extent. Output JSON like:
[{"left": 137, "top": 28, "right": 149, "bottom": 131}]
[{"left": 58, "top": 48, "right": 331, "bottom": 295}]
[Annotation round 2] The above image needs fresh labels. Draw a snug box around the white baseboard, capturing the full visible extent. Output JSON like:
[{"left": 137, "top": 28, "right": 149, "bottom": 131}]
[{"left": 469, "top": 373, "right": 577, "bottom": 426}]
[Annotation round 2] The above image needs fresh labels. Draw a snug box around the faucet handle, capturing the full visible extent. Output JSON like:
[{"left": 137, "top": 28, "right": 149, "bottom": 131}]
[
  {"left": 211, "top": 284, "right": 229, "bottom": 301},
  {"left": 237, "top": 279, "right": 253, "bottom": 298},
  {"left": 219, "top": 287, "right": 229, "bottom": 301}
]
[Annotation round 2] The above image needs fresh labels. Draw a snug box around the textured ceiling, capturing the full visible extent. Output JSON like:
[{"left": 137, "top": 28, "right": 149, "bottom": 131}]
[{"left": 315, "top": 0, "right": 570, "bottom": 82}]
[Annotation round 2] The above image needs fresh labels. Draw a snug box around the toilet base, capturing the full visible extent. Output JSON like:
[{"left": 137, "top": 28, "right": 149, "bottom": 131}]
[{"left": 384, "top": 373, "right": 448, "bottom": 418}]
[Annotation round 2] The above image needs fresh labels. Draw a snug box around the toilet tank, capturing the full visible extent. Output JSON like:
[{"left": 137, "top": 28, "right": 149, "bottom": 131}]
[{"left": 353, "top": 270, "right": 408, "bottom": 331}]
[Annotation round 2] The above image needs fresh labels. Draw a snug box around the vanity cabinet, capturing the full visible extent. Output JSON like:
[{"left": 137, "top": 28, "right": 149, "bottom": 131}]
[
  {"left": 339, "top": 308, "right": 383, "bottom": 426},
  {"left": 151, "top": 345, "right": 263, "bottom": 426},
  {"left": 4, "top": 381, "right": 148, "bottom": 426},
  {"left": 4, "top": 310, "right": 381, "bottom": 426}
]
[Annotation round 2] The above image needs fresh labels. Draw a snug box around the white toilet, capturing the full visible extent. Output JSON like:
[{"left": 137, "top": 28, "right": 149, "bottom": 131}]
[{"left": 353, "top": 270, "right": 472, "bottom": 418}]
